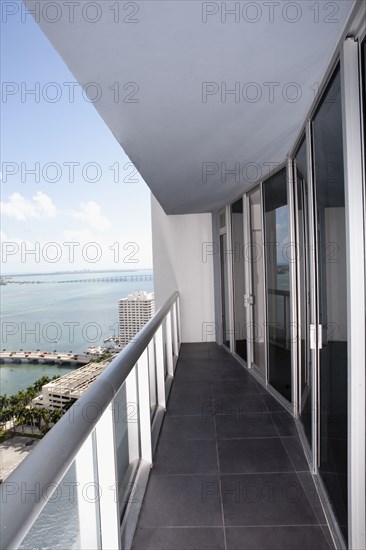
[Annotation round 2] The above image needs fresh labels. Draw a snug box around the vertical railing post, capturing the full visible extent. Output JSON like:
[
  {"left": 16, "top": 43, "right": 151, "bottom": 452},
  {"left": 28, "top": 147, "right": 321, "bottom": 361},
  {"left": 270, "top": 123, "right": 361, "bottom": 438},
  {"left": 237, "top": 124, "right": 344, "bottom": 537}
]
[
  {"left": 172, "top": 301, "right": 179, "bottom": 358},
  {"left": 165, "top": 312, "right": 174, "bottom": 377},
  {"left": 154, "top": 326, "right": 166, "bottom": 409},
  {"left": 147, "top": 342, "right": 157, "bottom": 412},
  {"left": 176, "top": 296, "right": 181, "bottom": 347},
  {"left": 94, "top": 406, "right": 121, "bottom": 549},
  {"left": 136, "top": 349, "right": 153, "bottom": 464}
]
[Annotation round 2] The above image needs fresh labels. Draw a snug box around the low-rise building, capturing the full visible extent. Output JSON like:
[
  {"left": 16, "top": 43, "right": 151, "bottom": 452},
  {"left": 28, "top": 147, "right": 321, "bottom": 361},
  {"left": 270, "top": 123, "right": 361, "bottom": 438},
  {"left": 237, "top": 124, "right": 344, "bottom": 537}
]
[{"left": 32, "top": 360, "right": 110, "bottom": 410}]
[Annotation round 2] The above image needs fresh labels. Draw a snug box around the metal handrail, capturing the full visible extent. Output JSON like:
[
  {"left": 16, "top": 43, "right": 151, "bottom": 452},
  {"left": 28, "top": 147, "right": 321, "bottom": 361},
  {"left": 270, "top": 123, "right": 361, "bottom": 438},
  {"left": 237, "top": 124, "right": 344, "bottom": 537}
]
[{"left": 0, "top": 291, "right": 179, "bottom": 550}]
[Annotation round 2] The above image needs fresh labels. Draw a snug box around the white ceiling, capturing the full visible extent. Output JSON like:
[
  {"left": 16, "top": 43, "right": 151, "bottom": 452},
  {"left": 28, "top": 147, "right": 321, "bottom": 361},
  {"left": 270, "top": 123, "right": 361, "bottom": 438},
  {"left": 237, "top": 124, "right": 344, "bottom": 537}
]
[{"left": 26, "top": 0, "right": 356, "bottom": 213}]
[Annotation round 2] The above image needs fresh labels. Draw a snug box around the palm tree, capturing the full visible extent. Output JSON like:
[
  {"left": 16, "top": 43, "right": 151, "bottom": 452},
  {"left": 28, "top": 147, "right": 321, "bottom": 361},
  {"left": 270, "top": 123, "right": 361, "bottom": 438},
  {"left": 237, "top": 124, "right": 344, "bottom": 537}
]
[
  {"left": 17, "top": 390, "right": 27, "bottom": 407},
  {"left": 25, "top": 387, "right": 37, "bottom": 400},
  {"left": 9, "top": 394, "right": 20, "bottom": 409},
  {"left": 32, "top": 376, "right": 51, "bottom": 393},
  {"left": 0, "top": 394, "right": 9, "bottom": 409},
  {"left": 39, "top": 409, "right": 52, "bottom": 435},
  {"left": 34, "top": 408, "right": 43, "bottom": 430},
  {"left": 24, "top": 407, "right": 36, "bottom": 435},
  {"left": 0, "top": 408, "right": 12, "bottom": 427},
  {"left": 15, "top": 407, "right": 27, "bottom": 434},
  {"left": 51, "top": 408, "right": 63, "bottom": 425}
]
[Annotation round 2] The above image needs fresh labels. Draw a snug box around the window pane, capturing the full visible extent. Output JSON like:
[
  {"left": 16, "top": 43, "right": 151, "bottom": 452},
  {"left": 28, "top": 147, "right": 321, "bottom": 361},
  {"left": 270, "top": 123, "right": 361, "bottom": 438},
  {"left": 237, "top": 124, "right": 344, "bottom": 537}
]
[
  {"left": 295, "top": 138, "right": 312, "bottom": 447},
  {"left": 231, "top": 199, "right": 247, "bottom": 361},
  {"left": 263, "top": 168, "right": 291, "bottom": 401},
  {"left": 220, "top": 233, "right": 230, "bottom": 348},
  {"left": 248, "top": 189, "right": 265, "bottom": 372},
  {"left": 312, "top": 66, "right": 348, "bottom": 541}
]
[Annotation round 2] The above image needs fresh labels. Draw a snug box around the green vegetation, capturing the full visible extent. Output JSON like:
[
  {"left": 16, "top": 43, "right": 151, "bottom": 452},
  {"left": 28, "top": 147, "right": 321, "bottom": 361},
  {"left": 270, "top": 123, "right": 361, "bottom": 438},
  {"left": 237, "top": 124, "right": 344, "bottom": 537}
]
[
  {"left": 93, "top": 351, "right": 113, "bottom": 363},
  {"left": 0, "top": 375, "right": 65, "bottom": 437}
]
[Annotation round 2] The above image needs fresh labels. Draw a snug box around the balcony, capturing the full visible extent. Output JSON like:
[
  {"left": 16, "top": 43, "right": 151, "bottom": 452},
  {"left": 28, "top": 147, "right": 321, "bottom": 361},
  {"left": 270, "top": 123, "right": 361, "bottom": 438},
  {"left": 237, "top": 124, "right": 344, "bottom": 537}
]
[
  {"left": 0, "top": 294, "right": 334, "bottom": 550},
  {"left": 132, "top": 342, "right": 333, "bottom": 550}
]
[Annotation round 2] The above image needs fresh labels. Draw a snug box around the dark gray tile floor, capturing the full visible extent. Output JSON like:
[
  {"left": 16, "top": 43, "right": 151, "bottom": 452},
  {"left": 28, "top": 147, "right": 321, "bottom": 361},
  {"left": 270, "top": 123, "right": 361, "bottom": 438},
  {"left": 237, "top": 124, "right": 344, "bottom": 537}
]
[{"left": 132, "top": 343, "right": 334, "bottom": 550}]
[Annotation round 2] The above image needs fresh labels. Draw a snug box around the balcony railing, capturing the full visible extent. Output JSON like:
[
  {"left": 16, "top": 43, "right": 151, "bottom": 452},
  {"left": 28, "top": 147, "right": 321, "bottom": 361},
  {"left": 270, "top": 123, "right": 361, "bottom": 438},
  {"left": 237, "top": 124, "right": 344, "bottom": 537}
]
[{"left": 0, "top": 292, "right": 181, "bottom": 550}]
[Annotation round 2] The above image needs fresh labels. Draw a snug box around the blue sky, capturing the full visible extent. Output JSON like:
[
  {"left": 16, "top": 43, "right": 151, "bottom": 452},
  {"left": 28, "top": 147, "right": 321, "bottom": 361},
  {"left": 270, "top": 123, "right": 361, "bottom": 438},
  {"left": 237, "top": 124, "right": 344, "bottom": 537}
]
[{"left": 1, "top": 0, "right": 152, "bottom": 274}]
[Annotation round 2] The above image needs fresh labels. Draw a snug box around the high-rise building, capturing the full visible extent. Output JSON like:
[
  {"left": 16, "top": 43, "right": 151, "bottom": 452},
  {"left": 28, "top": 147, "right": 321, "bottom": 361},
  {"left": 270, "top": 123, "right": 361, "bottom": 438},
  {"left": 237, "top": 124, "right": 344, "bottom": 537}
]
[{"left": 118, "top": 291, "right": 155, "bottom": 347}]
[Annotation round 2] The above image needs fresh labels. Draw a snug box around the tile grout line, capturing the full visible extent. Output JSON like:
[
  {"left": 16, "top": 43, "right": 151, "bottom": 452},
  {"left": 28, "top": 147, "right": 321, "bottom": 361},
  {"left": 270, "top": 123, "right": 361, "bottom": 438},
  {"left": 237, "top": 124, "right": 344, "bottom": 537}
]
[
  {"left": 295, "top": 471, "right": 336, "bottom": 550},
  {"left": 150, "top": 470, "right": 312, "bottom": 478},
  {"left": 265, "top": 402, "right": 325, "bottom": 526},
  {"left": 160, "top": 435, "right": 301, "bottom": 441},
  {"left": 256, "top": 386, "right": 271, "bottom": 413},
  {"left": 140, "top": 523, "right": 326, "bottom": 529},
  {"left": 270, "top": 408, "right": 333, "bottom": 548},
  {"left": 213, "top": 383, "right": 228, "bottom": 550}
]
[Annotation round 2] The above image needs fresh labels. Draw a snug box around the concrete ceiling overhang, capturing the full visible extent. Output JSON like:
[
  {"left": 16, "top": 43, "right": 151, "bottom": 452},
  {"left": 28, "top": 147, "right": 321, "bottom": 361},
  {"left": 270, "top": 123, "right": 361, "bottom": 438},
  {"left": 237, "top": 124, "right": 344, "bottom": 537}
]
[{"left": 25, "top": 0, "right": 356, "bottom": 214}]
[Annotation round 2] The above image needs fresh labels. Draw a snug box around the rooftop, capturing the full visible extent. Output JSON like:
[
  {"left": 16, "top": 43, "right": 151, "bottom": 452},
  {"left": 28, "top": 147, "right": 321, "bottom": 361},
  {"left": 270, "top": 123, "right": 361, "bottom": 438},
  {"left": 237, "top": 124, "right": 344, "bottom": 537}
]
[
  {"left": 32, "top": 360, "right": 111, "bottom": 406},
  {"left": 120, "top": 291, "right": 155, "bottom": 302}
]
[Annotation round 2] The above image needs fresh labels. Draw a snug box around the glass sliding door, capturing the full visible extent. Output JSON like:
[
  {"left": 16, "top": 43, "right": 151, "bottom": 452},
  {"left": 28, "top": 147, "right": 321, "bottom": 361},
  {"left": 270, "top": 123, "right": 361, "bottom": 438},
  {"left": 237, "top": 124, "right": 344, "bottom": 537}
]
[
  {"left": 246, "top": 187, "right": 266, "bottom": 374},
  {"left": 263, "top": 169, "right": 292, "bottom": 401},
  {"left": 363, "top": 37, "right": 366, "bottom": 161},
  {"left": 295, "top": 139, "right": 312, "bottom": 447},
  {"left": 312, "top": 65, "right": 348, "bottom": 541},
  {"left": 231, "top": 198, "right": 247, "bottom": 361},
  {"left": 219, "top": 212, "right": 230, "bottom": 348}
]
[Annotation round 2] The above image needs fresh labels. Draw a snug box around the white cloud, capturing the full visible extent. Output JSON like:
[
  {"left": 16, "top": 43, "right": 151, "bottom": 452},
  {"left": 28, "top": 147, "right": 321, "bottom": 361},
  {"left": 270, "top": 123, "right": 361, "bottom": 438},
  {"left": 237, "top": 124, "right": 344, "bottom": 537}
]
[
  {"left": 63, "top": 229, "right": 93, "bottom": 242},
  {"left": 33, "top": 192, "right": 57, "bottom": 218},
  {"left": 0, "top": 230, "right": 9, "bottom": 243},
  {"left": 72, "top": 201, "right": 111, "bottom": 231},
  {"left": 0, "top": 192, "right": 57, "bottom": 220}
]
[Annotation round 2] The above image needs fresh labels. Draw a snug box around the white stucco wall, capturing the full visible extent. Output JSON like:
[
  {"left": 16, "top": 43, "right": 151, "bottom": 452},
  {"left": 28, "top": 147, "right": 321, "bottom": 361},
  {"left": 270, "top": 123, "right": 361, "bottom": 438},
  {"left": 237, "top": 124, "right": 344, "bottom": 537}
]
[{"left": 151, "top": 195, "right": 216, "bottom": 342}]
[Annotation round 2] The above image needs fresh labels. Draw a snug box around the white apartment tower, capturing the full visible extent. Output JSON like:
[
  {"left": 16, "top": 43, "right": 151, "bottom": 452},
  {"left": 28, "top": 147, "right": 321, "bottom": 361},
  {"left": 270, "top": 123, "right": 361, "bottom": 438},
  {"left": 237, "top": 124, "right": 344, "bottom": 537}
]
[{"left": 118, "top": 291, "right": 155, "bottom": 347}]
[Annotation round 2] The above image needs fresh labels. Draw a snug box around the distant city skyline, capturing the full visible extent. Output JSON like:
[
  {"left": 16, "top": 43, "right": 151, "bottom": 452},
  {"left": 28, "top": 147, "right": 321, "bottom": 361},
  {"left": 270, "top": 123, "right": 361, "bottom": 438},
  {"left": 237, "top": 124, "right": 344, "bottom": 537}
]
[{"left": 1, "top": 0, "right": 153, "bottom": 274}]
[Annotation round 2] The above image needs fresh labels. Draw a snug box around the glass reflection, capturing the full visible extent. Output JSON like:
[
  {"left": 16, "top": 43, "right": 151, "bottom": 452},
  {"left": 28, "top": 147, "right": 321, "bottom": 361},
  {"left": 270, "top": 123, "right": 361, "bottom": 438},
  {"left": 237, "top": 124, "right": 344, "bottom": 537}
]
[
  {"left": 231, "top": 199, "right": 247, "bottom": 361},
  {"left": 312, "top": 66, "right": 348, "bottom": 541},
  {"left": 248, "top": 188, "right": 265, "bottom": 372},
  {"left": 263, "top": 169, "right": 292, "bottom": 400}
]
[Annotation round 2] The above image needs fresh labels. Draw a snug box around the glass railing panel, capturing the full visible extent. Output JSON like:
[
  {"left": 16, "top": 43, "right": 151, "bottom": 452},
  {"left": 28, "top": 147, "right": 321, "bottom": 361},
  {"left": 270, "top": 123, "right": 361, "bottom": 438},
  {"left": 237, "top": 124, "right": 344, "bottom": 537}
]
[
  {"left": 114, "top": 368, "right": 141, "bottom": 518},
  {"left": 19, "top": 461, "right": 86, "bottom": 550}
]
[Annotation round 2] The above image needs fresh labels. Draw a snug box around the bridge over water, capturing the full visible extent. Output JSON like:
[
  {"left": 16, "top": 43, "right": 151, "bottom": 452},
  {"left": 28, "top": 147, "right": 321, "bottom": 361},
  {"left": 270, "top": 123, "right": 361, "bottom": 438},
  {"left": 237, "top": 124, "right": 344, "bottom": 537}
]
[
  {"left": 0, "top": 351, "right": 91, "bottom": 366},
  {"left": 7, "top": 274, "right": 153, "bottom": 285},
  {"left": 57, "top": 274, "right": 153, "bottom": 284}
]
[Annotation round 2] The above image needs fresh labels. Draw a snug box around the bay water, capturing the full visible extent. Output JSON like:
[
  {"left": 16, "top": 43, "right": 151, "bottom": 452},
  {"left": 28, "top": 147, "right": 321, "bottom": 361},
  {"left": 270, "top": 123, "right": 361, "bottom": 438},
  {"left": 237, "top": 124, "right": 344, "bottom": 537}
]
[{"left": 0, "top": 269, "right": 153, "bottom": 395}]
